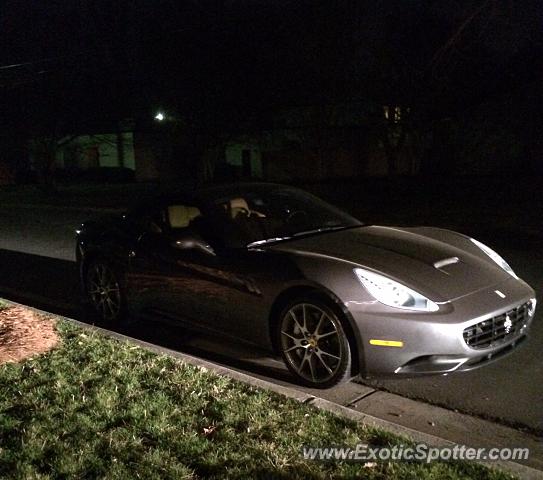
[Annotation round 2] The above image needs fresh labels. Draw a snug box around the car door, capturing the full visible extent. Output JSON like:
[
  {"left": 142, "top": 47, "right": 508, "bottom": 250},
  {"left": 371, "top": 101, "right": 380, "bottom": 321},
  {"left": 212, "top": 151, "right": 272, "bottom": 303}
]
[
  {"left": 132, "top": 234, "right": 280, "bottom": 344},
  {"left": 125, "top": 202, "right": 263, "bottom": 341},
  {"left": 129, "top": 203, "right": 298, "bottom": 348},
  {"left": 126, "top": 202, "right": 214, "bottom": 322}
]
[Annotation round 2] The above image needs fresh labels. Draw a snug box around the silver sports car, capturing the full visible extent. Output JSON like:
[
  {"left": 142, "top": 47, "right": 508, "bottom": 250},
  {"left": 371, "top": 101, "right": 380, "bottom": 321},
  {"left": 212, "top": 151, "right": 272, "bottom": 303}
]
[{"left": 77, "top": 183, "right": 537, "bottom": 388}]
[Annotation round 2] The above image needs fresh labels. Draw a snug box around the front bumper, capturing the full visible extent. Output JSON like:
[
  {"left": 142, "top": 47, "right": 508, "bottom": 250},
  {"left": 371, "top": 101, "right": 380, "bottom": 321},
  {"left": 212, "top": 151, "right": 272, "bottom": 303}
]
[{"left": 347, "top": 276, "right": 536, "bottom": 378}]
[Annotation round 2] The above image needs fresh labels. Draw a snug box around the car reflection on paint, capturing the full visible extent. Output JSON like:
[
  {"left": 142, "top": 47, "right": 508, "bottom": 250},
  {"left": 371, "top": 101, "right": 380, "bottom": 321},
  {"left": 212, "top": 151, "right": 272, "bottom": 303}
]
[{"left": 76, "top": 183, "right": 537, "bottom": 388}]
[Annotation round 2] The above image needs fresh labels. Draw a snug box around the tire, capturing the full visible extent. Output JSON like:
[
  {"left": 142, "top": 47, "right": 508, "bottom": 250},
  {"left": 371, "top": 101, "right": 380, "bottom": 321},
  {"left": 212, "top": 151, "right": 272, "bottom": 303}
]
[
  {"left": 84, "top": 258, "right": 126, "bottom": 326},
  {"left": 277, "top": 296, "right": 352, "bottom": 388}
]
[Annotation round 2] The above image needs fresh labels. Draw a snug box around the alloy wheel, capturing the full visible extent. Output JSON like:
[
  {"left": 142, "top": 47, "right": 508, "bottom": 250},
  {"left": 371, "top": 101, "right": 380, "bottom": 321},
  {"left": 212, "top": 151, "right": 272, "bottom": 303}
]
[
  {"left": 86, "top": 262, "right": 122, "bottom": 323},
  {"left": 280, "top": 302, "right": 348, "bottom": 386}
]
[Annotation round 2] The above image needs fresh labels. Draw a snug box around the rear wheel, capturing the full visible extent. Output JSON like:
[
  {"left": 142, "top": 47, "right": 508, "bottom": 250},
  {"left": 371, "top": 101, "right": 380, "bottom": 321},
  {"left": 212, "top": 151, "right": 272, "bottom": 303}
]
[
  {"left": 85, "top": 259, "right": 125, "bottom": 325},
  {"left": 278, "top": 297, "right": 352, "bottom": 388}
]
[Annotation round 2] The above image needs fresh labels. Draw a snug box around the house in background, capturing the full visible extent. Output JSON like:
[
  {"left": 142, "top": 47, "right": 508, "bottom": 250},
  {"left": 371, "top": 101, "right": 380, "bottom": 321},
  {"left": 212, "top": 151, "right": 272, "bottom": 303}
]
[
  {"left": 52, "top": 132, "right": 136, "bottom": 172},
  {"left": 18, "top": 101, "right": 420, "bottom": 185},
  {"left": 8, "top": 81, "right": 539, "bottom": 186},
  {"left": 219, "top": 101, "right": 419, "bottom": 182},
  {"left": 224, "top": 141, "right": 263, "bottom": 179},
  {"left": 25, "top": 123, "right": 159, "bottom": 183}
]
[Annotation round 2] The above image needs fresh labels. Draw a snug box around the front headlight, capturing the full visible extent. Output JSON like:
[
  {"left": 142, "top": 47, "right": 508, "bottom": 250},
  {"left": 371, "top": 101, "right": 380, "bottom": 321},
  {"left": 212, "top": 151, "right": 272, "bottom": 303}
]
[
  {"left": 528, "top": 298, "right": 537, "bottom": 317},
  {"left": 470, "top": 238, "right": 518, "bottom": 279},
  {"left": 354, "top": 268, "right": 439, "bottom": 312}
]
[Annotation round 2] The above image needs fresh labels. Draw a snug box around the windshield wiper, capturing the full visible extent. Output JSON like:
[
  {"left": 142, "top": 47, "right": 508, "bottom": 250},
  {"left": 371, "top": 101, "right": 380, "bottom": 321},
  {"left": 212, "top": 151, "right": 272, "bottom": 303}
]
[
  {"left": 293, "top": 225, "right": 348, "bottom": 237},
  {"left": 247, "top": 236, "right": 293, "bottom": 248},
  {"left": 247, "top": 225, "right": 356, "bottom": 248}
]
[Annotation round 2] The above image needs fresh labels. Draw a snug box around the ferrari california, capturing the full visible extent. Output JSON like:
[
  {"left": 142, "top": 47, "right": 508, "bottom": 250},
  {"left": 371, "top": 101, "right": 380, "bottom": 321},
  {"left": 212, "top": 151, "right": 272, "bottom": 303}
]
[{"left": 76, "top": 183, "right": 536, "bottom": 388}]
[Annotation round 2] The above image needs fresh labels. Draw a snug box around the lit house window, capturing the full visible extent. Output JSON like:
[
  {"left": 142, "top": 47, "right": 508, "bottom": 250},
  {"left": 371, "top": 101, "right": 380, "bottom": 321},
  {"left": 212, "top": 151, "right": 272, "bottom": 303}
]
[{"left": 383, "top": 106, "right": 408, "bottom": 123}]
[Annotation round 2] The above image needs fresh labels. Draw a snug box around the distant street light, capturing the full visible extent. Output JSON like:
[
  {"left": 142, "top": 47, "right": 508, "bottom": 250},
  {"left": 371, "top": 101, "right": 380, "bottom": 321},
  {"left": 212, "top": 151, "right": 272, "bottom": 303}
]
[{"left": 154, "top": 112, "right": 165, "bottom": 121}]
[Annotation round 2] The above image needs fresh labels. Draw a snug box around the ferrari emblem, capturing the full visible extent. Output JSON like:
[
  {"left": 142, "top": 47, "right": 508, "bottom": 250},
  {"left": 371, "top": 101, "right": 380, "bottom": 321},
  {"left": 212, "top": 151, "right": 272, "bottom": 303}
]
[{"left": 503, "top": 315, "right": 513, "bottom": 334}]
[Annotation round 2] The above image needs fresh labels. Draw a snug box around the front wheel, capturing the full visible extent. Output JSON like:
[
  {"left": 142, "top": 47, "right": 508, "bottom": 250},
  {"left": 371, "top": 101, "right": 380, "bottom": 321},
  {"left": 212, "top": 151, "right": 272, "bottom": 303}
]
[
  {"left": 278, "top": 297, "right": 352, "bottom": 388},
  {"left": 85, "top": 259, "right": 125, "bottom": 325}
]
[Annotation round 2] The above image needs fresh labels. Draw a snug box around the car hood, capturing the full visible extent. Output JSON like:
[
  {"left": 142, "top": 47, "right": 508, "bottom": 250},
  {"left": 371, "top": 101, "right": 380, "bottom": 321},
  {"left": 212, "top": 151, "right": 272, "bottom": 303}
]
[{"left": 267, "top": 226, "right": 510, "bottom": 303}]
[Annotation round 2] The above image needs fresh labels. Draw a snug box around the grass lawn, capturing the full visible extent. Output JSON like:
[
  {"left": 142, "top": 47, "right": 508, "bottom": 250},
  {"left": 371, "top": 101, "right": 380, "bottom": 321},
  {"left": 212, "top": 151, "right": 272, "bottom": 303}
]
[{"left": 0, "top": 313, "right": 513, "bottom": 479}]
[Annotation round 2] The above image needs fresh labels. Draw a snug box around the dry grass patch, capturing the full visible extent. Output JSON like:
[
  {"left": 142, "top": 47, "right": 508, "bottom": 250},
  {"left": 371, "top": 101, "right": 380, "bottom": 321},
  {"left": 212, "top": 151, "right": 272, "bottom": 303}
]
[{"left": 0, "top": 305, "right": 59, "bottom": 364}]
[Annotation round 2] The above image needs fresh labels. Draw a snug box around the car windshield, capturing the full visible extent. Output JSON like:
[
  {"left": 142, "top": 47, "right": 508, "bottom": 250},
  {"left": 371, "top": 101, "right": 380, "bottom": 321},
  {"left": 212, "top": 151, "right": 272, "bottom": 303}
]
[{"left": 200, "top": 186, "right": 362, "bottom": 248}]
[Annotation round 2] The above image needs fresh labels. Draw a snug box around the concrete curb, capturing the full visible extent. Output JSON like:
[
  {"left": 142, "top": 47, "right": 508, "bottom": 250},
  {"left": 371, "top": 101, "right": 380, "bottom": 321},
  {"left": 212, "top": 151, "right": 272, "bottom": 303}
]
[{"left": 2, "top": 298, "right": 541, "bottom": 480}]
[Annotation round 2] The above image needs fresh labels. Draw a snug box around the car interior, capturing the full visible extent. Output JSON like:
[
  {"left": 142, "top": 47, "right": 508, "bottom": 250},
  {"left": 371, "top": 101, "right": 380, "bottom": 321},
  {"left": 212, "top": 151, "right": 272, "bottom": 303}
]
[{"left": 146, "top": 191, "right": 342, "bottom": 250}]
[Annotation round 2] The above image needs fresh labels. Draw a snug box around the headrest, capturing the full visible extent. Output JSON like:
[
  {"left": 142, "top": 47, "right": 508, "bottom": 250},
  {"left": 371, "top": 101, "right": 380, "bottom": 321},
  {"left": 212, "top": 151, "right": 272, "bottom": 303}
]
[
  {"left": 229, "top": 197, "right": 250, "bottom": 218},
  {"left": 167, "top": 205, "right": 201, "bottom": 228}
]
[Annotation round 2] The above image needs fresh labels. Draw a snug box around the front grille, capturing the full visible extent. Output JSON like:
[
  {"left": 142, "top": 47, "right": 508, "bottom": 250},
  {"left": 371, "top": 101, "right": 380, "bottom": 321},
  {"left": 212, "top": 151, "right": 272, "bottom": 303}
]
[{"left": 463, "top": 302, "right": 530, "bottom": 349}]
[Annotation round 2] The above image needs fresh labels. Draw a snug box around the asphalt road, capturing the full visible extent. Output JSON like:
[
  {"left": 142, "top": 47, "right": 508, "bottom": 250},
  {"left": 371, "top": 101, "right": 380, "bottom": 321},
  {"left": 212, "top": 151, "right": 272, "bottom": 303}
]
[{"left": 0, "top": 204, "right": 541, "bottom": 434}]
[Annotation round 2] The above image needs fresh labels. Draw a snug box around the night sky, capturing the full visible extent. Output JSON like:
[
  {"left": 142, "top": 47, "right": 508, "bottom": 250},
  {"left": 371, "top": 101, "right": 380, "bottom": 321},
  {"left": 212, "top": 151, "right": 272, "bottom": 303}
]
[{"left": 1, "top": 0, "right": 542, "bottom": 132}]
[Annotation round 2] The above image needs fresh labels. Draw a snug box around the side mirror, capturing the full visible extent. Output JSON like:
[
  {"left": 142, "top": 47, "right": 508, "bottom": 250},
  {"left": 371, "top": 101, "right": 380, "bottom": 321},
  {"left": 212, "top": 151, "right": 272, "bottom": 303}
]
[{"left": 172, "top": 234, "right": 215, "bottom": 256}]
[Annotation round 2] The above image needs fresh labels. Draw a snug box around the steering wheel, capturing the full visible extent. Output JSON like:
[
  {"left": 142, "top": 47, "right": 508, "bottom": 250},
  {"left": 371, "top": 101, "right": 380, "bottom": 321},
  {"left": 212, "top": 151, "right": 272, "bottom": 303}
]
[{"left": 233, "top": 207, "right": 266, "bottom": 219}]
